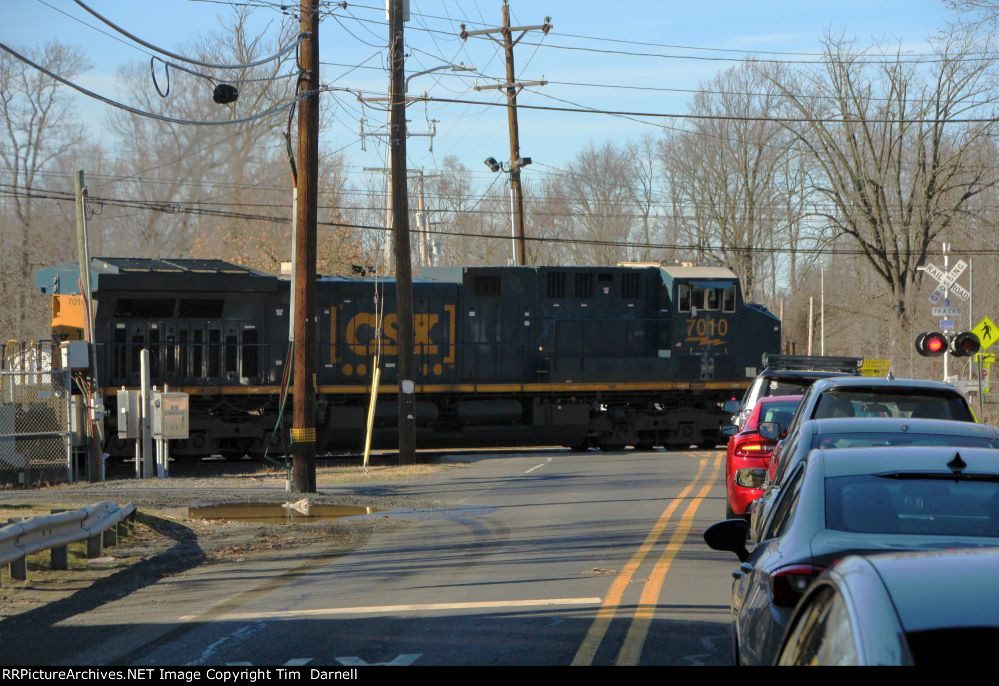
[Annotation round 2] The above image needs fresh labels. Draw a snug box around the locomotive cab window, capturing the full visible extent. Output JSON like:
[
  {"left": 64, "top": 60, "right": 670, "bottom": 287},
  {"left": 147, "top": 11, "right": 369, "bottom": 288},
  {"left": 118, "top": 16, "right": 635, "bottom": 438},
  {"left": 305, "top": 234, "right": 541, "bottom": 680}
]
[
  {"left": 678, "top": 284, "right": 691, "bottom": 312},
  {"left": 723, "top": 286, "right": 736, "bottom": 312},
  {"left": 706, "top": 288, "right": 720, "bottom": 311}
]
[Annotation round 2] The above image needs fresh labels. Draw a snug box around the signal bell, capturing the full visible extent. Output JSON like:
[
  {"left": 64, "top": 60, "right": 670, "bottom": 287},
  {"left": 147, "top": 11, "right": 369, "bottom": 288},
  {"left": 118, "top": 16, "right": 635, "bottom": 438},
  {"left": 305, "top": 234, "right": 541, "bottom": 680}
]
[
  {"left": 915, "top": 332, "right": 948, "bottom": 357},
  {"left": 951, "top": 331, "right": 981, "bottom": 358}
]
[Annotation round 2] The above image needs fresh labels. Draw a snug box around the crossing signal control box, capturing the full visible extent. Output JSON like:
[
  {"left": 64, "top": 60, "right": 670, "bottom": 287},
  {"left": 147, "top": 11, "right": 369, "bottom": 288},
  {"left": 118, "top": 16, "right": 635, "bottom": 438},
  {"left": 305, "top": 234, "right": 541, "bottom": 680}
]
[
  {"left": 152, "top": 392, "right": 189, "bottom": 440},
  {"left": 117, "top": 389, "right": 141, "bottom": 439}
]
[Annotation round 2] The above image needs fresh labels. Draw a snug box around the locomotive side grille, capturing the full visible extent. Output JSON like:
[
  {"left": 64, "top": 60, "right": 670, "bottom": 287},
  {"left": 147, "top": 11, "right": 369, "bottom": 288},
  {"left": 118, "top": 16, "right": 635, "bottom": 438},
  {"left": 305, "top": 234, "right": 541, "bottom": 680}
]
[{"left": 546, "top": 272, "right": 567, "bottom": 299}]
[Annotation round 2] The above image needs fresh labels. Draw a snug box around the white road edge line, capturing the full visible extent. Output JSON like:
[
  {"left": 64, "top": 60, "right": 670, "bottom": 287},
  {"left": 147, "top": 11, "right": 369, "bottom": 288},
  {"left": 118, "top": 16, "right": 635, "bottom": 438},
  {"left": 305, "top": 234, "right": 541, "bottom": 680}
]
[
  {"left": 524, "top": 463, "right": 545, "bottom": 474},
  {"left": 180, "top": 597, "right": 603, "bottom": 622}
]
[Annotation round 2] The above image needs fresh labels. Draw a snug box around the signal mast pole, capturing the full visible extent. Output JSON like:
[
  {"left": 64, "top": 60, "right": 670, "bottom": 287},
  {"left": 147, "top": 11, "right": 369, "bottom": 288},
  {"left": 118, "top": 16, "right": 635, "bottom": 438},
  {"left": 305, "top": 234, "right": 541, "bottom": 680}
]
[{"left": 291, "top": 0, "right": 319, "bottom": 492}]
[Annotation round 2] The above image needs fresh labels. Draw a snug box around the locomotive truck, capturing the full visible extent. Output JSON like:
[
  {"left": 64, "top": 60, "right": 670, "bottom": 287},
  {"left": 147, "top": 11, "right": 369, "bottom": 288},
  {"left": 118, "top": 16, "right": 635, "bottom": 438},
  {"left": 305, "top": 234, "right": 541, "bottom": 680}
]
[{"left": 35, "top": 258, "right": 780, "bottom": 459}]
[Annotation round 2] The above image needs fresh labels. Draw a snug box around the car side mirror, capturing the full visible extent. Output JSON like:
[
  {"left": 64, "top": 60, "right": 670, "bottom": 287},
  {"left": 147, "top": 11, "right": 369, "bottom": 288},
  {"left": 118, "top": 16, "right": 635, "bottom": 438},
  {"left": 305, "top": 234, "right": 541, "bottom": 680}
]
[
  {"left": 722, "top": 400, "right": 740, "bottom": 414},
  {"left": 702, "top": 519, "right": 750, "bottom": 562},
  {"left": 720, "top": 423, "right": 739, "bottom": 437},
  {"left": 758, "top": 422, "right": 780, "bottom": 440}
]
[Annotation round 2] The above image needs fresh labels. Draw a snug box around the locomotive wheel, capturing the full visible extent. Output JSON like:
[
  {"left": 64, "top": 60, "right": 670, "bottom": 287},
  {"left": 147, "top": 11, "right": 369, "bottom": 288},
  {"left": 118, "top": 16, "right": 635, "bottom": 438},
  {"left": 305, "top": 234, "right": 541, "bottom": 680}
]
[
  {"left": 599, "top": 443, "right": 625, "bottom": 452},
  {"left": 699, "top": 440, "right": 718, "bottom": 450},
  {"left": 635, "top": 443, "right": 655, "bottom": 451}
]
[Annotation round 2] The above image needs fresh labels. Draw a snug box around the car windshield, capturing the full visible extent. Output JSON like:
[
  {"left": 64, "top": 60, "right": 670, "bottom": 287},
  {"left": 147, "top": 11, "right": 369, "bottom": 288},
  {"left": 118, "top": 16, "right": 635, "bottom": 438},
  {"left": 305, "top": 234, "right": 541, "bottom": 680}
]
[
  {"left": 812, "top": 390, "right": 971, "bottom": 421},
  {"left": 812, "top": 433, "right": 997, "bottom": 450},
  {"left": 825, "top": 474, "right": 999, "bottom": 538}
]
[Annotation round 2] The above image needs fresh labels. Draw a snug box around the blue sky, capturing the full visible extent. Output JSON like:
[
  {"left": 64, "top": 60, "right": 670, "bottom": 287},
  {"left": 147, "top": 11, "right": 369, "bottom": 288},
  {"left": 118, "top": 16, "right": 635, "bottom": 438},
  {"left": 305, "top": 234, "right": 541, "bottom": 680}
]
[{"left": 3, "top": 0, "right": 960, "bottom": 184}]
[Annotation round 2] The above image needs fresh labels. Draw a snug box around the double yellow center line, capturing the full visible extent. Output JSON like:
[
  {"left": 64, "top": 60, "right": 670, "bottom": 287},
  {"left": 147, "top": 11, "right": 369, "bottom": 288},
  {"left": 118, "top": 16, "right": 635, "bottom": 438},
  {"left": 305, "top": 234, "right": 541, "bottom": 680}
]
[{"left": 572, "top": 452, "right": 724, "bottom": 666}]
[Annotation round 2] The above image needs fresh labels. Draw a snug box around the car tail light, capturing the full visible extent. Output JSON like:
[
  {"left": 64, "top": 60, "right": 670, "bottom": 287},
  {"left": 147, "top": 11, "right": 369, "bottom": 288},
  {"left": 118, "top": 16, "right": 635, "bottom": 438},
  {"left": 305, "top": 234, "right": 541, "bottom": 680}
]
[
  {"left": 733, "top": 435, "right": 775, "bottom": 459},
  {"left": 770, "top": 564, "right": 825, "bottom": 607}
]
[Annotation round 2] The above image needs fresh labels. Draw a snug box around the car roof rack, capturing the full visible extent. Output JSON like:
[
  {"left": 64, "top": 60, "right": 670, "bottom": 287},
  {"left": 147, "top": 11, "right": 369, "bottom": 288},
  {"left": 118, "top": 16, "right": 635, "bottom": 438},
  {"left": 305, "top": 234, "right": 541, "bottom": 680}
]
[{"left": 761, "top": 354, "right": 862, "bottom": 373}]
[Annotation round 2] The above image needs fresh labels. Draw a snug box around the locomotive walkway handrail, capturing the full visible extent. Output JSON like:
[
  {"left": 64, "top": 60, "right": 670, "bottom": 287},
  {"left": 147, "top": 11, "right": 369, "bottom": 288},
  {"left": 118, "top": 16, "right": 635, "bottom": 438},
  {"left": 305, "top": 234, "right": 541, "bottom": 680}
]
[{"left": 0, "top": 501, "right": 136, "bottom": 574}]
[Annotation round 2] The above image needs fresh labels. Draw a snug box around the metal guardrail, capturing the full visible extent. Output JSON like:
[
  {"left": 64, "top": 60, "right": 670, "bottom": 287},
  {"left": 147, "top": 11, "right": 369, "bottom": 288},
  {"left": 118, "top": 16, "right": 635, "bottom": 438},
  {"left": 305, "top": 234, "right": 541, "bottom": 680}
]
[{"left": 0, "top": 501, "right": 136, "bottom": 582}]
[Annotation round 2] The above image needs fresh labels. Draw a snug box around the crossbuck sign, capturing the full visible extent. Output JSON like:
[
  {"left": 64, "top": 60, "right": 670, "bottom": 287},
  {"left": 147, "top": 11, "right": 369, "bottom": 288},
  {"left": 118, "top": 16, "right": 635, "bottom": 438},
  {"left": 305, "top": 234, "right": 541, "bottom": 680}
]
[{"left": 924, "top": 260, "right": 970, "bottom": 305}]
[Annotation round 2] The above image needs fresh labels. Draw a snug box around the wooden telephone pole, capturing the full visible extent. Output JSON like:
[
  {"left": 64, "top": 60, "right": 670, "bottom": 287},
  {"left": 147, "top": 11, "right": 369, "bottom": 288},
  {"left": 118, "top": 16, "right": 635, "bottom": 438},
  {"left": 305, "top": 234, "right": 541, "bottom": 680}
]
[
  {"left": 290, "top": 0, "right": 319, "bottom": 492},
  {"left": 389, "top": 0, "right": 417, "bottom": 465},
  {"left": 461, "top": 2, "right": 551, "bottom": 266}
]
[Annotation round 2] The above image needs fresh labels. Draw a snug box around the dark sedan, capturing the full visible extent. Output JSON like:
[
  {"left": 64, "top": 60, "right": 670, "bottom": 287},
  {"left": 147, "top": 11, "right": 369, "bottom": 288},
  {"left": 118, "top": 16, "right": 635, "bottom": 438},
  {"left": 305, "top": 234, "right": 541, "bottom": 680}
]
[
  {"left": 776, "top": 550, "right": 999, "bottom": 665},
  {"left": 703, "top": 446, "right": 999, "bottom": 666},
  {"left": 749, "top": 418, "right": 999, "bottom": 541}
]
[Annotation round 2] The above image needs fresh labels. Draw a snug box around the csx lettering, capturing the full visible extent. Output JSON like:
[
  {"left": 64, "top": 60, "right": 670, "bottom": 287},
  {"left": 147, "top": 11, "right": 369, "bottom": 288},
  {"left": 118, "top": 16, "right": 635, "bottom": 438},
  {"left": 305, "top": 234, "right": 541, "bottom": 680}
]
[{"left": 345, "top": 313, "right": 440, "bottom": 357}]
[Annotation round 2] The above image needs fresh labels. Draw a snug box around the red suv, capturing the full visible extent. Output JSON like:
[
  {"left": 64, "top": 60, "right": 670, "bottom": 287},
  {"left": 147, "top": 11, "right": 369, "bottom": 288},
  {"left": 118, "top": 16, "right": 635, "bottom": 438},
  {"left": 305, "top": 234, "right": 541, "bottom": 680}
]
[{"left": 723, "top": 394, "right": 801, "bottom": 519}]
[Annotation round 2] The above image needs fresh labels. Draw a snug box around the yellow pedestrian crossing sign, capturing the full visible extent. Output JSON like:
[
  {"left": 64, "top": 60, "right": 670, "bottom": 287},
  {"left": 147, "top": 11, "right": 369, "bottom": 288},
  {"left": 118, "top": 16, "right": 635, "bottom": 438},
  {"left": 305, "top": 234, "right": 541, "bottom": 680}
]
[{"left": 972, "top": 316, "right": 998, "bottom": 351}]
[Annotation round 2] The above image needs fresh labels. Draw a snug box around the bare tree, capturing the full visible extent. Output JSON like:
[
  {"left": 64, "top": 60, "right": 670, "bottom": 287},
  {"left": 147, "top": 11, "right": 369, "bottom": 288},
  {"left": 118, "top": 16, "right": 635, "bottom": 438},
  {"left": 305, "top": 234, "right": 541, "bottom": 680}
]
[
  {"left": 0, "top": 41, "right": 90, "bottom": 336},
  {"left": 661, "top": 64, "right": 813, "bottom": 302},
  {"left": 756, "top": 31, "right": 999, "bottom": 359},
  {"left": 105, "top": 8, "right": 297, "bottom": 258},
  {"left": 626, "top": 133, "right": 663, "bottom": 263}
]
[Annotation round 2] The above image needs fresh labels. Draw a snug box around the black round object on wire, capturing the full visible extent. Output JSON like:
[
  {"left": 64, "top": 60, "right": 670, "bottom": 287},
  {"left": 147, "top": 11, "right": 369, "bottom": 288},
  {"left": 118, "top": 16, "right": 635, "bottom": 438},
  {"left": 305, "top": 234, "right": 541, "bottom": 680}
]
[{"left": 213, "top": 84, "right": 239, "bottom": 104}]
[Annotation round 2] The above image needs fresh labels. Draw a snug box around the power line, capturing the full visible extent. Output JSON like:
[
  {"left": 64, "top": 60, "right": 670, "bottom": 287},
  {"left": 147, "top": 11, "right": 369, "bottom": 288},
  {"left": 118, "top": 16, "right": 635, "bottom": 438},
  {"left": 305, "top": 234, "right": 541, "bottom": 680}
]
[
  {"left": 73, "top": 0, "right": 305, "bottom": 70},
  {"left": 10, "top": 183, "right": 998, "bottom": 256},
  {"left": 415, "top": 94, "right": 999, "bottom": 125},
  {"left": 33, "top": 0, "right": 298, "bottom": 86},
  {"left": 7, "top": 184, "right": 999, "bottom": 256},
  {"left": 0, "top": 41, "right": 308, "bottom": 126},
  {"left": 337, "top": 1, "right": 998, "bottom": 60},
  {"left": 331, "top": 8, "right": 999, "bottom": 66}
]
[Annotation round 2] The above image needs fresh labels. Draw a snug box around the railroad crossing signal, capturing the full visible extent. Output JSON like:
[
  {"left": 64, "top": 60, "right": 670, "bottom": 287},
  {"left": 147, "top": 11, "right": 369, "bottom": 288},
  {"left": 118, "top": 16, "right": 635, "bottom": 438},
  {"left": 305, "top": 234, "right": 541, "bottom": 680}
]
[
  {"left": 915, "top": 331, "right": 980, "bottom": 358},
  {"left": 971, "top": 316, "right": 998, "bottom": 351},
  {"left": 924, "top": 260, "right": 970, "bottom": 305},
  {"left": 916, "top": 332, "right": 948, "bottom": 357}
]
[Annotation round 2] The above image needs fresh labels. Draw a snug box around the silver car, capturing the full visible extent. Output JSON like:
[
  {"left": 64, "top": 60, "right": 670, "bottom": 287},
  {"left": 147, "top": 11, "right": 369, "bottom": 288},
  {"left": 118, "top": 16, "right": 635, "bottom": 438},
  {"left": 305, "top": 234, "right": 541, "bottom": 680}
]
[
  {"left": 777, "top": 549, "right": 999, "bottom": 665},
  {"left": 704, "top": 445, "right": 999, "bottom": 666}
]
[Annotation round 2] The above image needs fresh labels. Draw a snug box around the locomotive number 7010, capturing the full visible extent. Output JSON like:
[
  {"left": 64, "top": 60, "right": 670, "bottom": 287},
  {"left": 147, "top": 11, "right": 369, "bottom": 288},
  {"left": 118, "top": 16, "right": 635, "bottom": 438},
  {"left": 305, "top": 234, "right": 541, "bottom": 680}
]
[{"left": 687, "top": 318, "right": 729, "bottom": 338}]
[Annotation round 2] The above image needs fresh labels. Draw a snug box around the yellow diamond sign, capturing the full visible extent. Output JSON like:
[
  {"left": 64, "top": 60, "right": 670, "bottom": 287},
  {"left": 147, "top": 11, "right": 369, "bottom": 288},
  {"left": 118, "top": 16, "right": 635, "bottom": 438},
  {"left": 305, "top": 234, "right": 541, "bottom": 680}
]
[{"left": 972, "top": 316, "right": 998, "bottom": 351}]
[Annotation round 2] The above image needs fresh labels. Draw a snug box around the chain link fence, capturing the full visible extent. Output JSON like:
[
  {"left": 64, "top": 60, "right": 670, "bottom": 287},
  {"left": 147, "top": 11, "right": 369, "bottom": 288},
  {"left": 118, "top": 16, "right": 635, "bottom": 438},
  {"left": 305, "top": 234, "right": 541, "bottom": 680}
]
[{"left": 1, "top": 346, "right": 73, "bottom": 486}]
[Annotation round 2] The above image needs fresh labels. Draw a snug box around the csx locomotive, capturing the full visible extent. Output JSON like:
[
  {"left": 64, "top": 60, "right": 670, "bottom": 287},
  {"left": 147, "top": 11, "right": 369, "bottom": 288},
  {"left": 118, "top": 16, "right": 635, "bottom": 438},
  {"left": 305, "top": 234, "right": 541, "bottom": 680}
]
[{"left": 35, "top": 258, "right": 780, "bottom": 459}]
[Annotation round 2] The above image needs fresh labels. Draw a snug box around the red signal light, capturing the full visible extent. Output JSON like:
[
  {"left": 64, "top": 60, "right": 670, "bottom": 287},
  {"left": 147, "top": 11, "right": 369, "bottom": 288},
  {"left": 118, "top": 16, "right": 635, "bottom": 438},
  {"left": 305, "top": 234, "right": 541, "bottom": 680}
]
[
  {"left": 916, "top": 332, "right": 948, "bottom": 357},
  {"left": 951, "top": 332, "right": 981, "bottom": 358}
]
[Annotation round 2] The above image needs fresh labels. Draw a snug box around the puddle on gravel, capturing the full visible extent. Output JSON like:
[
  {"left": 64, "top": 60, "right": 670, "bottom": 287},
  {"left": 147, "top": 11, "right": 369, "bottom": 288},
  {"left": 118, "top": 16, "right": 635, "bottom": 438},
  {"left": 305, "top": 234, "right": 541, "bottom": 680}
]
[{"left": 186, "top": 502, "right": 379, "bottom": 523}]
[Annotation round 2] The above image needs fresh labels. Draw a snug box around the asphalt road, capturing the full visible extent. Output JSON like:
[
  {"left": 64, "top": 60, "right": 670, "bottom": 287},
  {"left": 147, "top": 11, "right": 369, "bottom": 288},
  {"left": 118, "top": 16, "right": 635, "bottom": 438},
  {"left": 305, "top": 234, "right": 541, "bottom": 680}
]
[{"left": 12, "top": 448, "right": 737, "bottom": 666}]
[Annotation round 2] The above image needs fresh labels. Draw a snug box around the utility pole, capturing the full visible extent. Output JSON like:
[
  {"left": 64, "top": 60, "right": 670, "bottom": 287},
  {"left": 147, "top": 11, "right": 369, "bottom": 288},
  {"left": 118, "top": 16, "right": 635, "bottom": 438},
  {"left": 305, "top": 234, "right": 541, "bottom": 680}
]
[
  {"left": 290, "top": 0, "right": 319, "bottom": 493},
  {"left": 461, "top": 2, "right": 551, "bottom": 266},
  {"left": 389, "top": 0, "right": 417, "bottom": 465},
  {"left": 74, "top": 171, "right": 102, "bottom": 482}
]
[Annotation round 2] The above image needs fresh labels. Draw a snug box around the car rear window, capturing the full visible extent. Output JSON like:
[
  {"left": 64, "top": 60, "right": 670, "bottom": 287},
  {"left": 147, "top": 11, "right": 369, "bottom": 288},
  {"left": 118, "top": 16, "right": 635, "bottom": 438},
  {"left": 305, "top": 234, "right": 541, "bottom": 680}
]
[
  {"left": 759, "top": 400, "right": 800, "bottom": 426},
  {"left": 825, "top": 474, "right": 999, "bottom": 538},
  {"left": 812, "top": 390, "right": 972, "bottom": 421},
  {"left": 764, "top": 379, "right": 814, "bottom": 397},
  {"left": 812, "top": 433, "right": 997, "bottom": 450}
]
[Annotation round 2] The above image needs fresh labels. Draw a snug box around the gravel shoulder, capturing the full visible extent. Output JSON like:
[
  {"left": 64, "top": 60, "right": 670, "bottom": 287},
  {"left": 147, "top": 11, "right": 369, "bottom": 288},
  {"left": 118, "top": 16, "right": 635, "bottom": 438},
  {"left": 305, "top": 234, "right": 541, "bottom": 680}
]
[{"left": 0, "top": 456, "right": 472, "bottom": 623}]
